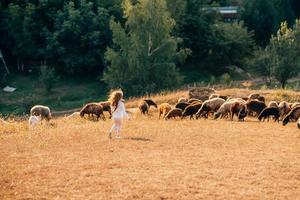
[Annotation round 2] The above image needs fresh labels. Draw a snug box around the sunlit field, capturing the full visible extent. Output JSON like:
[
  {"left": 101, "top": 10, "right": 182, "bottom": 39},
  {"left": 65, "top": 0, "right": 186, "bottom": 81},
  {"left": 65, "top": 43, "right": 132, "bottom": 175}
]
[{"left": 1, "top": 107, "right": 300, "bottom": 199}]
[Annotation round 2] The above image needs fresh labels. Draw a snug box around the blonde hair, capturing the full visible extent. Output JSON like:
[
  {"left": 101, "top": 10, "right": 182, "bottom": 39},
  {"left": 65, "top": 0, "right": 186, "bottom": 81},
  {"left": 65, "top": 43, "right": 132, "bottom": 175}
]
[{"left": 108, "top": 89, "right": 123, "bottom": 111}]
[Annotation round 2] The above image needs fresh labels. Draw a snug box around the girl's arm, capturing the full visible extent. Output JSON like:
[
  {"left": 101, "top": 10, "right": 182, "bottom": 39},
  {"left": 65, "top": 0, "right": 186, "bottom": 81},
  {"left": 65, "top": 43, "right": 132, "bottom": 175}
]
[{"left": 121, "top": 102, "right": 130, "bottom": 119}]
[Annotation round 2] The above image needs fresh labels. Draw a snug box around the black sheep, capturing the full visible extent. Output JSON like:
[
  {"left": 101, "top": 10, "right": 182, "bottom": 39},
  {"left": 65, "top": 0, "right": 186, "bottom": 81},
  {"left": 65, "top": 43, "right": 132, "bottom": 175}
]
[
  {"left": 182, "top": 102, "right": 202, "bottom": 119},
  {"left": 175, "top": 102, "right": 190, "bottom": 111},
  {"left": 245, "top": 100, "right": 267, "bottom": 117},
  {"left": 258, "top": 107, "right": 280, "bottom": 122}
]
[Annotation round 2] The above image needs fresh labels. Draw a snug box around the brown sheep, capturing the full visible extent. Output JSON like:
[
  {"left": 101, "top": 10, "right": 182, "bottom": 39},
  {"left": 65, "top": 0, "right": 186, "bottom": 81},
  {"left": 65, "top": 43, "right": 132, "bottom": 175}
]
[
  {"left": 164, "top": 108, "right": 182, "bottom": 120},
  {"left": 278, "top": 101, "right": 291, "bottom": 119},
  {"left": 268, "top": 101, "right": 278, "bottom": 108},
  {"left": 80, "top": 103, "right": 105, "bottom": 120},
  {"left": 158, "top": 103, "right": 172, "bottom": 119},
  {"left": 30, "top": 105, "right": 52, "bottom": 121},
  {"left": 245, "top": 99, "right": 266, "bottom": 117},
  {"left": 175, "top": 102, "right": 191, "bottom": 111},
  {"left": 214, "top": 99, "right": 246, "bottom": 120},
  {"left": 178, "top": 97, "right": 188, "bottom": 103},
  {"left": 283, "top": 107, "right": 300, "bottom": 126},
  {"left": 99, "top": 101, "right": 111, "bottom": 117},
  {"left": 187, "top": 98, "right": 202, "bottom": 104},
  {"left": 196, "top": 98, "right": 225, "bottom": 119},
  {"left": 138, "top": 99, "right": 157, "bottom": 114}
]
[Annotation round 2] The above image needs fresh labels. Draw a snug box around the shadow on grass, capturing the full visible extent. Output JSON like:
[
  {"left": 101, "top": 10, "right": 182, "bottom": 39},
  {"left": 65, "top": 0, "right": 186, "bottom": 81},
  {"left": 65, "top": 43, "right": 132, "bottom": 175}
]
[{"left": 124, "top": 136, "right": 152, "bottom": 142}]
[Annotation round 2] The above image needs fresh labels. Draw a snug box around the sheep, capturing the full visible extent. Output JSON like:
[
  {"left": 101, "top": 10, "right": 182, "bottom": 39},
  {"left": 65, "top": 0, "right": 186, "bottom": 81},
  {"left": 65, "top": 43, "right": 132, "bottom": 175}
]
[
  {"left": 187, "top": 98, "right": 202, "bottom": 104},
  {"left": 214, "top": 99, "right": 246, "bottom": 120},
  {"left": 182, "top": 102, "right": 202, "bottom": 119},
  {"left": 268, "top": 101, "right": 278, "bottom": 108},
  {"left": 282, "top": 107, "right": 300, "bottom": 126},
  {"left": 30, "top": 105, "right": 52, "bottom": 121},
  {"left": 99, "top": 101, "right": 111, "bottom": 117},
  {"left": 164, "top": 108, "right": 182, "bottom": 120},
  {"left": 245, "top": 100, "right": 266, "bottom": 117},
  {"left": 196, "top": 98, "right": 225, "bottom": 119},
  {"left": 278, "top": 101, "right": 291, "bottom": 119},
  {"left": 80, "top": 103, "right": 105, "bottom": 120},
  {"left": 291, "top": 102, "right": 300, "bottom": 109},
  {"left": 175, "top": 102, "right": 191, "bottom": 111},
  {"left": 258, "top": 107, "right": 280, "bottom": 122},
  {"left": 178, "top": 97, "right": 188, "bottom": 103},
  {"left": 28, "top": 115, "right": 41, "bottom": 128},
  {"left": 138, "top": 99, "right": 157, "bottom": 115},
  {"left": 158, "top": 103, "right": 172, "bottom": 119}
]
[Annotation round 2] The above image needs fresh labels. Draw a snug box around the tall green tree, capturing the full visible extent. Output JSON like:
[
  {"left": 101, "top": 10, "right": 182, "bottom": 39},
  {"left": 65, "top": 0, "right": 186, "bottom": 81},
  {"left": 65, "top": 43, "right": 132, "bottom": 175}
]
[
  {"left": 241, "top": 0, "right": 277, "bottom": 46},
  {"left": 103, "top": 0, "right": 189, "bottom": 95},
  {"left": 45, "top": 0, "right": 110, "bottom": 74},
  {"left": 269, "top": 22, "right": 300, "bottom": 88}
]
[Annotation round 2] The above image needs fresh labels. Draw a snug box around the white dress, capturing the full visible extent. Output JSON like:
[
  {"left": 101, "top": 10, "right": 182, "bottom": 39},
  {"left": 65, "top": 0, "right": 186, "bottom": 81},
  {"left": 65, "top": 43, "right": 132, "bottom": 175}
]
[{"left": 111, "top": 100, "right": 128, "bottom": 120}]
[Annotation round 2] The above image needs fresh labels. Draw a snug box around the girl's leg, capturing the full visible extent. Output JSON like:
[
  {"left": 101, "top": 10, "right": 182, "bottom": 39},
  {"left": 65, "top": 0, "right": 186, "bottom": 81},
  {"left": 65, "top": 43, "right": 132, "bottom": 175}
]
[
  {"left": 109, "top": 120, "right": 118, "bottom": 139},
  {"left": 115, "top": 118, "right": 122, "bottom": 138}
]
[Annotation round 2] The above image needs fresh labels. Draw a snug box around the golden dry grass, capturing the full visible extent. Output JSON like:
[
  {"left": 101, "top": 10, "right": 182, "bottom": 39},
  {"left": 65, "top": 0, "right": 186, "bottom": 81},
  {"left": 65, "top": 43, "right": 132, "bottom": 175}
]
[{"left": 1, "top": 109, "right": 300, "bottom": 199}]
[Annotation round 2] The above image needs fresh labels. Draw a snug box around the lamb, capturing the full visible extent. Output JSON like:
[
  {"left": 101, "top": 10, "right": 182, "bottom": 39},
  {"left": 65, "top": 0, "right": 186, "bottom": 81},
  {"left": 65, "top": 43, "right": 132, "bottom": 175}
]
[
  {"left": 178, "top": 97, "right": 188, "bottom": 103},
  {"left": 158, "top": 103, "right": 172, "bottom": 119},
  {"left": 196, "top": 98, "right": 225, "bottom": 119},
  {"left": 278, "top": 101, "right": 291, "bottom": 119},
  {"left": 30, "top": 105, "right": 52, "bottom": 121},
  {"left": 164, "top": 108, "right": 182, "bottom": 120},
  {"left": 138, "top": 99, "right": 158, "bottom": 115},
  {"left": 245, "top": 100, "right": 266, "bottom": 117},
  {"left": 80, "top": 103, "right": 105, "bottom": 120},
  {"left": 28, "top": 115, "right": 41, "bottom": 128},
  {"left": 268, "top": 101, "right": 278, "bottom": 108},
  {"left": 258, "top": 107, "right": 280, "bottom": 122},
  {"left": 99, "top": 101, "right": 111, "bottom": 117},
  {"left": 175, "top": 102, "right": 191, "bottom": 111},
  {"left": 182, "top": 102, "right": 202, "bottom": 119},
  {"left": 282, "top": 107, "right": 300, "bottom": 126}
]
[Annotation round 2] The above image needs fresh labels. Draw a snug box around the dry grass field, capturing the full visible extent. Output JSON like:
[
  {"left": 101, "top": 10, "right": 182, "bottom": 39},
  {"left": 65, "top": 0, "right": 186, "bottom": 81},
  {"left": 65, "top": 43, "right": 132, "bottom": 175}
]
[{"left": 1, "top": 110, "right": 300, "bottom": 199}]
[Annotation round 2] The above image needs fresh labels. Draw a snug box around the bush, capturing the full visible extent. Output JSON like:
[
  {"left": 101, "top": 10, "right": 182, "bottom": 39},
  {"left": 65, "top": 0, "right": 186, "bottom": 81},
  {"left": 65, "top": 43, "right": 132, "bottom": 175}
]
[
  {"left": 221, "top": 73, "right": 231, "bottom": 86},
  {"left": 39, "top": 65, "right": 59, "bottom": 92}
]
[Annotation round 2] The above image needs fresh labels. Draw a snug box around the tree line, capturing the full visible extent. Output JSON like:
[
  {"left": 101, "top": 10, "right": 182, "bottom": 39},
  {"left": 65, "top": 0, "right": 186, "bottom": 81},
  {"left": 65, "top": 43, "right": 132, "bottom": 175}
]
[{"left": 0, "top": 0, "right": 300, "bottom": 95}]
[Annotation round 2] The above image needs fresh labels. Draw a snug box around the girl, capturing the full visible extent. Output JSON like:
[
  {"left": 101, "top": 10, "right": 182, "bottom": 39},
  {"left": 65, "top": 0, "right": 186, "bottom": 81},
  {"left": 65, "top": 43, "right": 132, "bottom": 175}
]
[{"left": 108, "top": 90, "right": 130, "bottom": 139}]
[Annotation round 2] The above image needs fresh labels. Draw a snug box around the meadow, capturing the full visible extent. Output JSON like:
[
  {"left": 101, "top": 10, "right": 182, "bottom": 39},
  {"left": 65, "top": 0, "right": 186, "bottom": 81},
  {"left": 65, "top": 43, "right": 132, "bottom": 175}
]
[{"left": 1, "top": 101, "right": 300, "bottom": 199}]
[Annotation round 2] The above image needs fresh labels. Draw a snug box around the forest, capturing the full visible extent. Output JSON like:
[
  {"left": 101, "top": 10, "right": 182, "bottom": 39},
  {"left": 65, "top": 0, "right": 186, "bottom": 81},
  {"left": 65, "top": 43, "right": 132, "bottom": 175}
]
[{"left": 0, "top": 0, "right": 300, "bottom": 95}]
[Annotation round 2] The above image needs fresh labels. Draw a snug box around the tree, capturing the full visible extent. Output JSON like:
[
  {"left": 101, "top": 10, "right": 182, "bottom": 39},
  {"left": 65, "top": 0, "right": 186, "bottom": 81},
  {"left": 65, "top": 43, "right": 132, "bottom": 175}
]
[
  {"left": 241, "top": 0, "right": 277, "bottom": 46},
  {"left": 273, "top": 0, "right": 295, "bottom": 27},
  {"left": 39, "top": 65, "right": 59, "bottom": 92},
  {"left": 45, "top": 0, "right": 110, "bottom": 74},
  {"left": 269, "top": 21, "right": 300, "bottom": 88},
  {"left": 206, "top": 22, "right": 255, "bottom": 75},
  {"left": 103, "top": 0, "right": 189, "bottom": 96}
]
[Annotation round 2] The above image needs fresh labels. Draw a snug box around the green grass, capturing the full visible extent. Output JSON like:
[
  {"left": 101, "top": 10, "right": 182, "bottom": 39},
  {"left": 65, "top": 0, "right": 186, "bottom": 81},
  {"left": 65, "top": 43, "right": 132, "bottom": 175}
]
[{"left": 0, "top": 73, "right": 108, "bottom": 115}]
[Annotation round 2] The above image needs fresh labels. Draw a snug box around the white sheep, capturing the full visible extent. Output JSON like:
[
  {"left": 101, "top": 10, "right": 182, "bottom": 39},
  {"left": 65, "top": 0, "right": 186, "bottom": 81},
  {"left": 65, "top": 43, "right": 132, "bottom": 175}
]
[{"left": 28, "top": 115, "right": 41, "bottom": 129}]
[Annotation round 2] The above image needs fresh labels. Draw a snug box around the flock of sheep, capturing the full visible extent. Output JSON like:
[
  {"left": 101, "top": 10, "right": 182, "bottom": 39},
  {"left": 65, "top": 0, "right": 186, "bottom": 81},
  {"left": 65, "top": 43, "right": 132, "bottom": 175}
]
[{"left": 27, "top": 92, "right": 300, "bottom": 129}]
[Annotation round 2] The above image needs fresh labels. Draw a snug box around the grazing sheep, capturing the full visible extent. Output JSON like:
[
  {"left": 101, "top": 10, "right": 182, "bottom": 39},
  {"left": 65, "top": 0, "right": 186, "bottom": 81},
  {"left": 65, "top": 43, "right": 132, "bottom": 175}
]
[
  {"left": 99, "top": 101, "right": 111, "bottom": 117},
  {"left": 80, "top": 103, "right": 105, "bottom": 120},
  {"left": 268, "top": 101, "right": 278, "bottom": 108},
  {"left": 196, "top": 98, "right": 225, "bottom": 119},
  {"left": 175, "top": 102, "right": 191, "bottom": 111},
  {"left": 245, "top": 100, "right": 266, "bottom": 117},
  {"left": 282, "top": 107, "right": 300, "bottom": 126},
  {"left": 258, "top": 107, "right": 280, "bottom": 122},
  {"left": 291, "top": 102, "right": 300, "bottom": 109},
  {"left": 30, "top": 105, "right": 52, "bottom": 121},
  {"left": 182, "top": 102, "right": 202, "bottom": 119},
  {"left": 158, "top": 103, "right": 172, "bottom": 119},
  {"left": 214, "top": 99, "right": 246, "bottom": 120},
  {"left": 178, "top": 97, "right": 188, "bottom": 103},
  {"left": 278, "top": 101, "right": 291, "bottom": 119},
  {"left": 164, "top": 108, "right": 182, "bottom": 120},
  {"left": 28, "top": 115, "right": 41, "bottom": 128},
  {"left": 138, "top": 99, "right": 157, "bottom": 115},
  {"left": 187, "top": 98, "right": 202, "bottom": 104}
]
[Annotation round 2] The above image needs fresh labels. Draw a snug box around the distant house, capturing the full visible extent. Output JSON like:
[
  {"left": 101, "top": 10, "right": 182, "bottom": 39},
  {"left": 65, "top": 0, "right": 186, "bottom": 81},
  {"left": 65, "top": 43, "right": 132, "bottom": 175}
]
[{"left": 203, "top": 6, "right": 238, "bottom": 22}]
